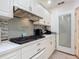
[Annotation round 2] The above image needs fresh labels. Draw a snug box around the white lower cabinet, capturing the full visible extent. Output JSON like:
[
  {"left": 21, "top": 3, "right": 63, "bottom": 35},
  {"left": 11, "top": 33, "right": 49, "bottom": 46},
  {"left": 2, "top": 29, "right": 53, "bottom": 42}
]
[
  {"left": 44, "top": 35, "right": 56, "bottom": 59},
  {"left": 22, "top": 43, "right": 39, "bottom": 59},
  {"left": 21, "top": 39, "right": 47, "bottom": 59},
  {"left": 49, "top": 35, "right": 56, "bottom": 55},
  {"left": 45, "top": 39, "right": 52, "bottom": 58},
  {"left": 51, "top": 36, "right": 56, "bottom": 52},
  {"left": 39, "top": 39, "right": 48, "bottom": 59},
  {"left": 42, "top": 39, "right": 50, "bottom": 59},
  {"left": 30, "top": 48, "right": 46, "bottom": 59},
  {"left": 0, "top": 50, "right": 21, "bottom": 59},
  {"left": 0, "top": 35, "right": 56, "bottom": 59}
]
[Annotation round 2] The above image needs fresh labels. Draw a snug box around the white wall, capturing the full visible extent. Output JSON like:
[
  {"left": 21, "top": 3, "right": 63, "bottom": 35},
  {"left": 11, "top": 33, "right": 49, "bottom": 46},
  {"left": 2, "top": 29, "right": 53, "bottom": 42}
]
[
  {"left": 51, "top": 0, "right": 79, "bottom": 32},
  {"left": 51, "top": 0, "right": 79, "bottom": 54}
]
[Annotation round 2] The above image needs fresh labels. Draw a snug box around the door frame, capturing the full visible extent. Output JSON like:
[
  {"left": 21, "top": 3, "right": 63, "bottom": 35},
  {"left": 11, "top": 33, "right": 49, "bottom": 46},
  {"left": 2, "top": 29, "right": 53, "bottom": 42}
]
[
  {"left": 75, "top": 7, "right": 79, "bottom": 58},
  {"left": 57, "top": 11, "right": 75, "bottom": 55}
]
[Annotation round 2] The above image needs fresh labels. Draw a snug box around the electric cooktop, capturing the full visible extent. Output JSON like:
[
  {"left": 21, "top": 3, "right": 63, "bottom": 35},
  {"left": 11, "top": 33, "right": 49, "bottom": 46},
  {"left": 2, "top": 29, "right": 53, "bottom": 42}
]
[{"left": 10, "top": 35, "right": 45, "bottom": 44}]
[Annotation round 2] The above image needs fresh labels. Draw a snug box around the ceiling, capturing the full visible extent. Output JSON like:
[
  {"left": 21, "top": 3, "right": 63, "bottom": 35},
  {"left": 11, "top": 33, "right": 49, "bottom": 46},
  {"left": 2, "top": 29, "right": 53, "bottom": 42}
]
[{"left": 37, "top": 0, "right": 75, "bottom": 11}]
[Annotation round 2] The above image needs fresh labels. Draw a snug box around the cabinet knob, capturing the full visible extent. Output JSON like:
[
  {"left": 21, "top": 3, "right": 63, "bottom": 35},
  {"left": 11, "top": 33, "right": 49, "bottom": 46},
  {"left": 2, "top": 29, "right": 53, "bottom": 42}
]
[
  {"left": 50, "top": 41, "right": 52, "bottom": 45},
  {"left": 37, "top": 49, "right": 41, "bottom": 52},
  {"left": 37, "top": 43, "right": 40, "bottom": 46}
]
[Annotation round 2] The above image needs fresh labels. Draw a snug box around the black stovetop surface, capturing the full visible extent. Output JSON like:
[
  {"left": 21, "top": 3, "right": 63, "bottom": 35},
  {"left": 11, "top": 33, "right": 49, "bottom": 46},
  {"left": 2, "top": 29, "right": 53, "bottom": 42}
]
[{"left": 10, "top": 35, "right": 45, "bottom": 44}]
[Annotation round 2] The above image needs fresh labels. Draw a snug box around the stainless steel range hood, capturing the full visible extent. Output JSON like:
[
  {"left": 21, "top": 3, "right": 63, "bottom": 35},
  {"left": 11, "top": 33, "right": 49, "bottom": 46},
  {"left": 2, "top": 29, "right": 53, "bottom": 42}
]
[{"left": 13, "top": 6, "right": 43, "bottom": 22}]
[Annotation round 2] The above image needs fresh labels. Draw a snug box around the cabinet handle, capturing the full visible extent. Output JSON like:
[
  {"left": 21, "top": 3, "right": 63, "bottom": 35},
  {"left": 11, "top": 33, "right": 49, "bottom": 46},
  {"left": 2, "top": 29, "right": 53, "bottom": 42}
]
[
  {"left": 37, "top": 43, "right": 40, "bottom": 46},
  {"left": 37, "top": 48, "right": 46, "bottom": 52},
  {"left": 37, "top": 49, "right": 41, "bottom": 52},
  {"left": 30, "top": 48, "right": 46, "bottom": 59}
]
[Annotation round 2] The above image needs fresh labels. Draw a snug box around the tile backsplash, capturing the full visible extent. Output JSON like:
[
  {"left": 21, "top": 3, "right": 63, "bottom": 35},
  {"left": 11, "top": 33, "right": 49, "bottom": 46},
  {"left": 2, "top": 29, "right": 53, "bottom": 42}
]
[
  {"left": 0, "top": 21, "right": 8, "bottom": 41},
  {"left": 8, "top": 17, "right": 34, "bottom": 39},
  {"left": 0, "top": 17, "right": 51, "bottom": 41}
]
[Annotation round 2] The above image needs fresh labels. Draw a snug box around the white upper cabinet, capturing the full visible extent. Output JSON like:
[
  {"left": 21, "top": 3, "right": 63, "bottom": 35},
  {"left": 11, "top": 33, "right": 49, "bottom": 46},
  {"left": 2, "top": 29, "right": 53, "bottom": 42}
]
[
  {"left": 30, "top": 0, "right": 44, "bottom": 18},
  {"left": 31, "top": 1, "right": 40, "bottom": 16},
  {"left": 34, "top": 9, "right": 51, "bottom": 26},
  {"left": 32, "top": 1, "right": 51, "bottom": 26},
  {"left": 0, "top": 0, "right": 50, "bottom": 20},
  {"left": 44, "top": 11, "right": 51, "bottom": 26},
  {"left": 0, "top": 0, "right": 13, "bottom": 19},
  {"left": 14, "top": 0, "right": 30, "bottom": 11},
  {"left": 14, "top": 0, "right": 43, "bottom": 18}
]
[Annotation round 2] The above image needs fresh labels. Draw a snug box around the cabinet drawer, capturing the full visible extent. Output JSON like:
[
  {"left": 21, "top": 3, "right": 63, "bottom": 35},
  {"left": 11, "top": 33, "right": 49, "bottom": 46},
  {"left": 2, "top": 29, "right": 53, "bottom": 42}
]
[
  {"left": 22, "top": 42, "right": 42, "bottom": 59},
  {"left": 40, "top": 39, "right": 47, "bottom": 49},
  {"left": 30, "top": 48, "right": 46, "bottom": 59},
  {"left": 0, "top": 50, "right": 21, "bottom": 59}
]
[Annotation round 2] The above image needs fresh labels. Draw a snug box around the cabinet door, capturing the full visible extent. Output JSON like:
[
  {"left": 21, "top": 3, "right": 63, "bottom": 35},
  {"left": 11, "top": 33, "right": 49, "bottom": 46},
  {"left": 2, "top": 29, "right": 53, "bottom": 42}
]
[
  {"left": 0, "top": 50, "right": 21, "bottom": 59},
  {"left": 43, "top": 10, "right": 51, "bottom": 26},
  {"left": 49, "top": 35, "right": 56, "bottom": 53},
  {"left": 14, "top": 0, "right": 30, "bottom": 11},
  {"left": 42, "top": 39, "right": 50, "bottom": 59},
  {"left": 31, "top": 1, "right": 44, "bottom": 18},
  {"left": 31, "top": 1, "right": 40, "bottom": 16},
  {"left": 0, "top": 0, "right": 13, "bottom": 18},
  {"left": 44, "top": 37, "right": 55, "bottom": 59},
  {"left": 0, "top": 0, "right": 12, "bottom": 13},
  {"left": 52, "top": 35, "right": 56, "bottom": 51},
  {"left": 47, "top": 39, "right": 52, "bottom": 54}
]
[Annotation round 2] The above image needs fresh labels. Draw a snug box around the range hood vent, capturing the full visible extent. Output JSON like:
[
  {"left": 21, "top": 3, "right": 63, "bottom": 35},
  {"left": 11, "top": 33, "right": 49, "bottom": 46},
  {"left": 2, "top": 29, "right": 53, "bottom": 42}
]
[{"left": 13, "top": 6, "right": 43, "bottom": 22}]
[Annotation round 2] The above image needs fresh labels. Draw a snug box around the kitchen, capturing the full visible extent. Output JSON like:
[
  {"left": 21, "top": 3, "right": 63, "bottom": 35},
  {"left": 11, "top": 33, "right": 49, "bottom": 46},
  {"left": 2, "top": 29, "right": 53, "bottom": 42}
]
[{"left": 0, "top": 0, "right": 79, "bottom": 59}]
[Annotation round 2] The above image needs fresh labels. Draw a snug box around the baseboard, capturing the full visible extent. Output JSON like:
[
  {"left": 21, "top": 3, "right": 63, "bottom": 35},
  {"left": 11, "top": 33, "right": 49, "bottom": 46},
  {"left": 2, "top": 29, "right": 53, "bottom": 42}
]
[
  {"left": 49, "top": 50, "right": 79, "bottom": 59},
  {"left": 57, "top": 50, "right": 75, "bottom": 56}
]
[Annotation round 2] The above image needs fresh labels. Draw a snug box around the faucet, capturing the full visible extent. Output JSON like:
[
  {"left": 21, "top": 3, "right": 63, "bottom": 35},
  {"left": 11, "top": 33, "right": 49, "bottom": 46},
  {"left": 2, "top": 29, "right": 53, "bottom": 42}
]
[{"left": 21, "top": 34, "right": 24, "bottom": 38}]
